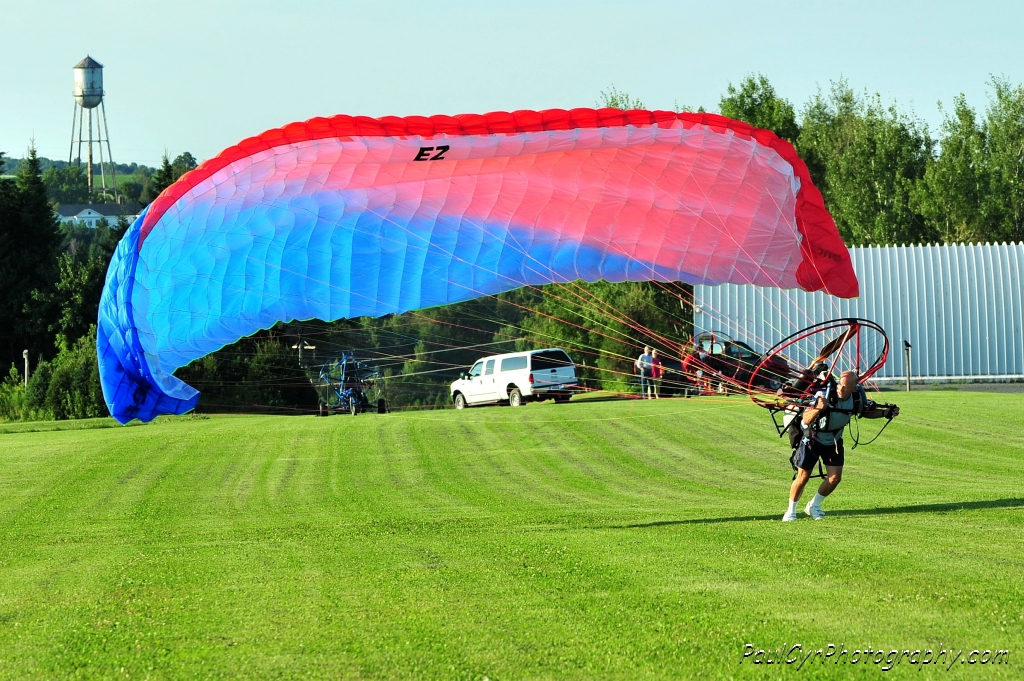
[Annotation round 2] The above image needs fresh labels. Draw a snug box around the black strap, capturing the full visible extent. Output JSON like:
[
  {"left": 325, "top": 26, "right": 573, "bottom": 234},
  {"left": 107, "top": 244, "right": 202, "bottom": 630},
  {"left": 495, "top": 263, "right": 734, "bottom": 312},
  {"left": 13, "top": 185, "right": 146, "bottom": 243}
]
[
  {"left": 816, "top": 384, "right": 866, "bottom": 434},
  {"left": 848, "top": 408, "right": 896, "bottom": 449}
]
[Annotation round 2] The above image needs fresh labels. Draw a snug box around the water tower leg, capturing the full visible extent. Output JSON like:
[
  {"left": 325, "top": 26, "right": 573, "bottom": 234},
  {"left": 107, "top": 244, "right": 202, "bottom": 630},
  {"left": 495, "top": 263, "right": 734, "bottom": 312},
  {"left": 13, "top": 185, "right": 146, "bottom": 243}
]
[
  {"left": 97, "top": 126, "right": 107, "bottom": 195},
  {"left": 101, "top": 102, "right": 116, "bottom": 200},
  {"left": 76, "top": 105, "right": 85, "bottom": 167},
  {"left": 68, "top": 101, "right": 79, "bottom": 164},
  {"left": 87, "top": 108, "right": 94, "bottom": 197}
]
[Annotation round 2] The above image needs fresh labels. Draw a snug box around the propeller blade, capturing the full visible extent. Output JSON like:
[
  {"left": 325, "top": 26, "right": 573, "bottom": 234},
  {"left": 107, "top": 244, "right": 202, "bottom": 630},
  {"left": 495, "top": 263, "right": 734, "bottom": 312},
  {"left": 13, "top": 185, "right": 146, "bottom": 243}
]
[{"left": 809, "top": 323, "right": 859, "bottom": 369}]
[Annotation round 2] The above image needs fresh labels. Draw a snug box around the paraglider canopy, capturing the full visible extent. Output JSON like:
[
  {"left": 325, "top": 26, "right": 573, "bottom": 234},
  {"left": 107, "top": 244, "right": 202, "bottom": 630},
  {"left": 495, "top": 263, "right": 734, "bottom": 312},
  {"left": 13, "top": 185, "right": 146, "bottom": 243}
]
[{"left": 98, "top": 108, "right": 858, "bottom": 424}]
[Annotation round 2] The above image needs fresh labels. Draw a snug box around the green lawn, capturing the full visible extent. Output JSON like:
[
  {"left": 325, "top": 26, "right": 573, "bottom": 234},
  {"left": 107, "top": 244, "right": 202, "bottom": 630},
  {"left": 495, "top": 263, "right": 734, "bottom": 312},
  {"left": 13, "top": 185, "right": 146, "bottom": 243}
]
[{"left": 0, "top": 392, "right": 1021, "bottom": 679}]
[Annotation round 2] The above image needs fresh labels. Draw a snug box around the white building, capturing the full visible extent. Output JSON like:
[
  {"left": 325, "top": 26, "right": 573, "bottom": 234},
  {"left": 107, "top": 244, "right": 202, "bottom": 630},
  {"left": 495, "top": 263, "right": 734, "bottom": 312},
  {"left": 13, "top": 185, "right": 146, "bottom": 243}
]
[
  {"left": 56, "top": 203, "right": 141, "bottom": 228},
  {"left": 694, "top": 242, "right": 1024, "bottom": 382}
]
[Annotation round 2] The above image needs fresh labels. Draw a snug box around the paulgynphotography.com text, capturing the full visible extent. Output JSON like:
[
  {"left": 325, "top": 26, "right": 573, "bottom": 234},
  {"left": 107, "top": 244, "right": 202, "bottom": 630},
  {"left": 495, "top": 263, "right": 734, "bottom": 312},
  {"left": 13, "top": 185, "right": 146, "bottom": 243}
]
[{"left": 741, "top": 644, "right": 1009, "bottom": 671}]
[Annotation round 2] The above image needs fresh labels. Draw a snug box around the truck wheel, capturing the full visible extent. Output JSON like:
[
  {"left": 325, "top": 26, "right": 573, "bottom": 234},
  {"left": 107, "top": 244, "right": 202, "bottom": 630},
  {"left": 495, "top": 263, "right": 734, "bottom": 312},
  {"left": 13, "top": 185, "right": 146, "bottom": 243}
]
[
  {"left": 509, "top": 388, "right": 523, "bottom": 407},
  {"left": 554, "top": 394, "right": 570, "bottom": 403},
  {"left": 454, "top": 393, "right": 467, "bottom": 410}
]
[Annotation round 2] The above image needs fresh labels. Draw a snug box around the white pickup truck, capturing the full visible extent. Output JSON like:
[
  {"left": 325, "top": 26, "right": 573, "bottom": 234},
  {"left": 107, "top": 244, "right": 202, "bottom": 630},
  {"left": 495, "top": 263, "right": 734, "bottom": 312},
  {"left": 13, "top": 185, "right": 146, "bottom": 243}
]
[{"left": 450, "top": 348, "right": 578, "bottom": 409}]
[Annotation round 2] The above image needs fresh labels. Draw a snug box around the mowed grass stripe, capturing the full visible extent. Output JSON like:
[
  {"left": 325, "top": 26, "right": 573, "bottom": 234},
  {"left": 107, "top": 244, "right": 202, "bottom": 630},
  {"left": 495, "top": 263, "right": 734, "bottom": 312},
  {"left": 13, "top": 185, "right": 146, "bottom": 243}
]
[{"left": 0, "top": 392, "right": 1020, "bottom": 679}]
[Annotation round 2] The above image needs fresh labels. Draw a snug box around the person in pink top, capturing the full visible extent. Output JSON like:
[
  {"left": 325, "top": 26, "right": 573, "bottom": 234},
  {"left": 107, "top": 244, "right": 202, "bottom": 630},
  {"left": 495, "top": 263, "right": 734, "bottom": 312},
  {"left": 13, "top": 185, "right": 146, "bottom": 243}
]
[{"left": 650, "top": 349, "right": 664, "bottom": 399}]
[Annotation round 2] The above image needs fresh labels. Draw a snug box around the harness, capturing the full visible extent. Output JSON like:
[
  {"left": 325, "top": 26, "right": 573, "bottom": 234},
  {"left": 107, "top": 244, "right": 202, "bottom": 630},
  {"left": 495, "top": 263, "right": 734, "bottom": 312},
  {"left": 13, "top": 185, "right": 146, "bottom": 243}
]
[
  {"left": 814, "top": 380, "right": 897, "bottom": 447},
  {"left": 810, "top": 380, "right": 864, "bottom": 438},
  {"left": 784, "top": 378, "right": 864, "bottom": 480},
  {"left": 774, "top": 375, "right": 897, "bottom": 479}
]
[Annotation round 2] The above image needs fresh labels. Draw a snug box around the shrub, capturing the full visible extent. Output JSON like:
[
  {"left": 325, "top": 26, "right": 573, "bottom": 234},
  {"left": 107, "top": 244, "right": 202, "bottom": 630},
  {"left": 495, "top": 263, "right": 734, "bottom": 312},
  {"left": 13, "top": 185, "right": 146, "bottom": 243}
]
[
  {"left": 0, "top": 364, "right": 30, "bottom": 421},
  {"left": 25, "top": 359, "right": 52, "bottom": 411},
  {"left": 45, "top": 329, "right": 105, "bottom": 420}
]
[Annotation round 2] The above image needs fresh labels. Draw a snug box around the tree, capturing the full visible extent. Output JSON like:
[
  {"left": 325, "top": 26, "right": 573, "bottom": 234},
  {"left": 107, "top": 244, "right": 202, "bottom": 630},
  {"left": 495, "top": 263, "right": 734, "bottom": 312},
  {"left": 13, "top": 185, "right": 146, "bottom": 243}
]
[
  {"left": 46, "top": 217, "right": 127, "bottom": 350},
  {"left": 797, "top": 81, "right": 933, "bottom": 246},
  {"left": 15, "top": 146, "right": 60, "bottom": 254},
  {"left": 0, "top": 154, "right": 18, "bottom": 368},
  {"left": 719, "top": 74, "right": 800, "bottom": 142},
  {"left": 2, "top": 146, "right": 62, "bottom": 365},
  {"left": 142, "top": 152, "right": 176, "bottom": 204},
  {"left": 908, "top": 78, "right": 1024, "bottom": 245},
  {"left": 512, "top": 281, "right": 691, "bottom": 392},
  {"left": 127, "top": 166, "right": 153, "bottom": 205},
  {"left": 120, "top": 179, "right": 144, "bottom": 203},
  {"left": 598, "top": 86, "right": 645, "bottom": 110},
  {"left": 914, "top": 95, "right": 988, "bottom": 243},
  {"left": 41, "top": 164, "right": 90, "bottom": 205},
  {"left": 141, "top": 151, "right": 198, "bottom": 206},
  {"left": 172, "top": 152, "right": 198, "bottom": 178},
  {"left": 982, "top": 78, "right": 1024, "bottom": 242},
  {"left": 173, "top": 327, "right": 318, "bottom": 413}
]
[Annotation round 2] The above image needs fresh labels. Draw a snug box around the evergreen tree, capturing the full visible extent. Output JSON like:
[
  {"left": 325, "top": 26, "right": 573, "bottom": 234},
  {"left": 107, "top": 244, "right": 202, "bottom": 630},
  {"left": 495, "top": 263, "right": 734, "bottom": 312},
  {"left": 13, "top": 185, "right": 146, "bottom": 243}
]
[
  {"left": 15, "top": 146, "right": 60, "bottom": 252},
  {"left": 142, "top": 152, "right": 176, "bottom": 204},
  {"left": 8, "top": 146, "right": 61, "bottom": 364},
  {"left": 0, "top": 150, "right": 19, "bottom": 366}
]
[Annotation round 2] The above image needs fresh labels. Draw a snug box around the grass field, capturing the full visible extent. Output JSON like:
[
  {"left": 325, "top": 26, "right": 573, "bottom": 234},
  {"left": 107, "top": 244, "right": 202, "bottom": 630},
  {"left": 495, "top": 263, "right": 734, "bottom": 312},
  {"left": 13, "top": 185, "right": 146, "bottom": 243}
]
[{"left": 1, "top": 392, "right": 1021, "bottom": 679}]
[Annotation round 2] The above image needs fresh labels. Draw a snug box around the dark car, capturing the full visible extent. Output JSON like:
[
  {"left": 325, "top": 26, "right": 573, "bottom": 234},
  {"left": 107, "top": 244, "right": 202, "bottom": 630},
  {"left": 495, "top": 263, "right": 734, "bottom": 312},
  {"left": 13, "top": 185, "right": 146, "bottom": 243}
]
[
  {"left": 656, "top": 358, "right": 698, "bottom": 396},
  {"left": 681, "top": 331, "right": 790, "bottom": 394}
]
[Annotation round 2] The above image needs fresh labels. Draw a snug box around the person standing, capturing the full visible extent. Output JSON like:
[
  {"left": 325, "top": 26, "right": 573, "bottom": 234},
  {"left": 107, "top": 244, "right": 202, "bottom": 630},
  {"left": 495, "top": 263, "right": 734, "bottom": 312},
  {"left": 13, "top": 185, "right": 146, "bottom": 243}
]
[
  {"left": 681, "top": 339, "right": 711, "bottom": 395},
  {"left": 650, "top": 349, "right": 664, "bottom": 399},
  {"left": 635, "top": 346, "right": 654, "bottom": 399},
  {"left": 783, "top": 371, "right": 899, "bottom": 521}
]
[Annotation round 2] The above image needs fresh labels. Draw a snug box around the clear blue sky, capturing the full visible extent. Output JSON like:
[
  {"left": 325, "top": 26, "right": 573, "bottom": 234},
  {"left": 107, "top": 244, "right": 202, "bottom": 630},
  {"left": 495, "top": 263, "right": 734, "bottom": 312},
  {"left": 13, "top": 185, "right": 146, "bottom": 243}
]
[{"left": 3, "top": 0, "right": 1022, "bottom": 166}]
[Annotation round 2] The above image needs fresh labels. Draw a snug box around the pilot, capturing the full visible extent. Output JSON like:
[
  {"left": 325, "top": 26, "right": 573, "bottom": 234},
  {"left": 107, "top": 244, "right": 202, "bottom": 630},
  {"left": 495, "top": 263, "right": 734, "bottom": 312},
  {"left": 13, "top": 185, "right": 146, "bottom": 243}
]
[{"left": 783, "top": 370, "right": 899, "bottom": 521}]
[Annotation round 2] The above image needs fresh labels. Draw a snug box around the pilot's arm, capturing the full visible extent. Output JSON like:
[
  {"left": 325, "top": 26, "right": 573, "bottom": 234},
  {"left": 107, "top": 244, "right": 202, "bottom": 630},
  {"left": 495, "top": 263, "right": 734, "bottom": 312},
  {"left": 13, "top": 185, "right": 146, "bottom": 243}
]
[
  {"left": 861, "top": 401, "right": 899, "bottom": 420},
  {"left": 802, "top": 396, "right": 826, "bottom": 426}
]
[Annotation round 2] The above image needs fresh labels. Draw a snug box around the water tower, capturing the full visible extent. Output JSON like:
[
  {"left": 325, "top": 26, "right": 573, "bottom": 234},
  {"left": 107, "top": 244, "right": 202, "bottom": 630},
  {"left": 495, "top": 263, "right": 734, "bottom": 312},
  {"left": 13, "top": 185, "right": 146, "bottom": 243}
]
[{"left": 68, "top": 56, "right": 116, "bottom": 199}]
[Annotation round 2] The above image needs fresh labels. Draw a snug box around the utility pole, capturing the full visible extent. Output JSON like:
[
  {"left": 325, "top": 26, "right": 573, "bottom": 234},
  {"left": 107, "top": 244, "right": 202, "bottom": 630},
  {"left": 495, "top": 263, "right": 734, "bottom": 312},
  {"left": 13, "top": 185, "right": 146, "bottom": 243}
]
[
  {"left": 903, "top": 340, "right": 912, "bottom": 392},
  {"left": 23, "top": 349, "right": 29, "bottom": 387},
  {"left": 291, "top": 339, "right": 316, "bottom": 367}
]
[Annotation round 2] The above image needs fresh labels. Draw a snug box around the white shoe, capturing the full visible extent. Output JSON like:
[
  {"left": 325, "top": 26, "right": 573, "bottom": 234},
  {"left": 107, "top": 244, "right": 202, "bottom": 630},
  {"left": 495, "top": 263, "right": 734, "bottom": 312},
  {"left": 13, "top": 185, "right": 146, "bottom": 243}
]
[
  {"left": 782, "top": 510, "right": 798, "bottom": 522},
  {"left": 805, "top": 501, "right": 825, "bottom": 520}
]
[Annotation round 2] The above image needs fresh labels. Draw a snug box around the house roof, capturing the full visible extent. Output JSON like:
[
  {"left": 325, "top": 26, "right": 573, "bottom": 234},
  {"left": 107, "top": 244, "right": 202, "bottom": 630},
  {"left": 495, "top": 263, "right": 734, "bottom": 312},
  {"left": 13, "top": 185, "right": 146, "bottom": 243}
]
[
  {"left": 56, "top": 203, "right": 141, "bottom": 218},
  {"left": 74, "top": 56, "right": 103, "bottom": 69}
]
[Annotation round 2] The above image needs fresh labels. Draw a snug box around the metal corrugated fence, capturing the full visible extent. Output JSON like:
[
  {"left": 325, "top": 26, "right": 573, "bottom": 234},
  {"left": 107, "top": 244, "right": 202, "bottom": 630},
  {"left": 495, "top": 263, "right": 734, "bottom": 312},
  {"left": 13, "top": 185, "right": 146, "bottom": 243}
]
[{"left": 694, "top": 242, "right": 1024, "bottom": 381}]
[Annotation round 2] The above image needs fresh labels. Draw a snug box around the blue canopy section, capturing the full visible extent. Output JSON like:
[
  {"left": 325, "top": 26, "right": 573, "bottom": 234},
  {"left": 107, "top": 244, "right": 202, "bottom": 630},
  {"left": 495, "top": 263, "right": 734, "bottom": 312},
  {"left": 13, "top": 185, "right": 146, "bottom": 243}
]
[
  {"left": 98, "top": 207, "right": 203, "bottom": 423},
  {"left": 96, "top": 201, "right": 655, "bottom": 424}
]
